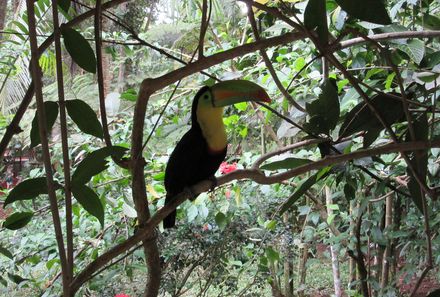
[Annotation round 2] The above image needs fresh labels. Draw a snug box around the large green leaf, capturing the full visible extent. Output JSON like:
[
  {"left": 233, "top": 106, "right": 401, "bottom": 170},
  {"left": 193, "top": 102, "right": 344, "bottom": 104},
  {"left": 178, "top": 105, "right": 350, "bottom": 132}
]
[
  {"left": 396, "top": 39, "right": 425, "bottom": 64},
  {"left": 304, "top": 79, "right": 340, "bottom": 135},
  {"left": 7, "top": 273, "right": 27, "bottom": 285},
  {"left": 65, "top": 99, "right": 103, "bottom": 139},
  {"left": 339, "top": 93, "right": 405, "bottom": 146},
  {"left": 30, "top": 101, "right": 59, "bottom": 148},
  {"left": 406, "top": 114, "right": 429, "bottom": 213},
  {"left": 420, "top": 51, "right": 440, "bottom": 68},
  {"left": 280, "top": 171, "right": 329, "bottom": 214},
  {"left": 265, "top": 246, "right": 280, "bottom": 263},
  {"left": 3, "top": 212, "right": 34, "bottom": 230},
  {"left": 71, "top": 184, "right": 104, "bottom": 227},
  {"left": 61, "top": 27, "right": 96, "bottom": 73},
  {"left": 261, "top": 157, "right": 312, "bottom": 171},
  {"left": 418, "top": 13, "right": 440, "bottom": 30},
  {"left": 72, "top": 146, "right": 127, "bottom": 185},
  {"left": 215, "top": 212, "right": 228, "bottom": 230},
  {"left": 4, "top": 177, "right": 59, "bottom": 206},
  {"left": 304, "top": 0, "right": 328, "bottom": 44},
  {"left": 335, "top": 0, "right": 391, "bottom": 25},
  {"left": 0, "top": 245, "right": 13, "bottom": 259}
]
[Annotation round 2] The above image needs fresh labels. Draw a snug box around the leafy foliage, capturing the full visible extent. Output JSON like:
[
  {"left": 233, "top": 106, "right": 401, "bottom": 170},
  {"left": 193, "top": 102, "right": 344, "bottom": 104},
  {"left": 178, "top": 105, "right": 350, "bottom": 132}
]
[{"left": 0, "top": 0, "right": 439, "bottom": 296}]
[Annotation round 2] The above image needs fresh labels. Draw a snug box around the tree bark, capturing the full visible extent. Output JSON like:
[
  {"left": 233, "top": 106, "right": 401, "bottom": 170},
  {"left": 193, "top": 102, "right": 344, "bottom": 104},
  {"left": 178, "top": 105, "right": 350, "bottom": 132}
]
[
  {"left": 283, "top": 213, "right": 293, "bottom": 297},
  {"left": 349, "top": 201, "right": 357, "bottom": 289},
  {"left": 326, "top": 187, "right": 343, "bottom": 297},
  {"left": 0, "top": 0, "right": 8, "bottom": 39},
  {"left": 381, "top": 193, "right": 393, "bottom": 289},
  {"left": 297, "top": 243, "right": 308, "bottom": 297}
]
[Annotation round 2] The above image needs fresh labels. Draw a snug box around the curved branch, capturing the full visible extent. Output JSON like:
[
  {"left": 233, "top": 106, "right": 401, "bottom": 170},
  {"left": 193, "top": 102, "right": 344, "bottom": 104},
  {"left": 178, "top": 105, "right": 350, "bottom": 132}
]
[{"left": 71, "top": 139, "right": 440, "bottom": 291}]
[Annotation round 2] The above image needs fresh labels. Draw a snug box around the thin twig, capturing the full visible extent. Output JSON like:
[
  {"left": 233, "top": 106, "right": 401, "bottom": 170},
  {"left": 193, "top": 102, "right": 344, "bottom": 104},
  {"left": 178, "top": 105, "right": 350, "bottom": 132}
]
[
  {"left": 246, "top": 2, "right": 305, "bottom": 112},
  {"left": 94, "top": 0, "right": 112, "bottom": 148}
]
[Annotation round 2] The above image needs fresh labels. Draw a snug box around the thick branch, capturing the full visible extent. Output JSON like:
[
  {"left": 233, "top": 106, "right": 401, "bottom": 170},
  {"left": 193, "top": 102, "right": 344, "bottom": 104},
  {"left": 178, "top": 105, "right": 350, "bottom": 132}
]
[{"left": 71, "top": 139, "right": 440, "bottom": 290}]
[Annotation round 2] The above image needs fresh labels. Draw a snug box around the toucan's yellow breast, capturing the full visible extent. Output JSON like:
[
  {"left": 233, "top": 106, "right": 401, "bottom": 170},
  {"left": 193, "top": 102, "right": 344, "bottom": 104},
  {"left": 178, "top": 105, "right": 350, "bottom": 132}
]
[{"left": 196, "top": 105, "right": 227, "bottom": 152}]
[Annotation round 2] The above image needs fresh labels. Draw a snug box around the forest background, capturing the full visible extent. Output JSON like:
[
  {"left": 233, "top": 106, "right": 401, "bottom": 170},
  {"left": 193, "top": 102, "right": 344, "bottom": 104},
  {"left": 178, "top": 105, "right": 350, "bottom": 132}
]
[{"left": 0, "top": 0, "right": 440, "bottom": 296}]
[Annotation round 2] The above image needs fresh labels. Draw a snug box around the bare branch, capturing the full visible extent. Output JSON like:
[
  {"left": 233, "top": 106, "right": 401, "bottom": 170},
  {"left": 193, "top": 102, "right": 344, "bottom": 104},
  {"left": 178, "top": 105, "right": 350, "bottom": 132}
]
[
  {"left": 246, "top": 2, "right": 305, "bottom": 112},
  {"left": 50, "top": 0, "right": 74, "bottom": 285},
  {"left": 25, "top": 0, "right": 69, "bottom": 295}
]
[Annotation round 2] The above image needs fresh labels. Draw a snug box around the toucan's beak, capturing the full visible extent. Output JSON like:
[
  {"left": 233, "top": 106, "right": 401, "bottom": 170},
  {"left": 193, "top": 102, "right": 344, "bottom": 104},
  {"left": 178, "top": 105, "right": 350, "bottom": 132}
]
[{"left": 210, "top": 80, "right": 271, "bottom": 107}]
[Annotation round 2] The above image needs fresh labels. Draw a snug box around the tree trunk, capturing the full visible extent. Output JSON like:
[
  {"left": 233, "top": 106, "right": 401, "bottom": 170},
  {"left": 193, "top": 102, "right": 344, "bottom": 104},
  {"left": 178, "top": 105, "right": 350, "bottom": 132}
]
[
  {"left": 326, "top": 186, "right": 343, "bottom": 297},
  {"left": 296, "top": 243, "right": 307, "bottom": 297},
  {"left": 0, "top": 0, "right": 8, "bottom": 39},
  {"left": 283, "top": 213, "right": 293, "bottom": 297},
  {"left": 381, "top": 193, "right": 393, "bottom": 289},
  {"left": 349, "top": 201, "right": 357, "bottom": 289}
]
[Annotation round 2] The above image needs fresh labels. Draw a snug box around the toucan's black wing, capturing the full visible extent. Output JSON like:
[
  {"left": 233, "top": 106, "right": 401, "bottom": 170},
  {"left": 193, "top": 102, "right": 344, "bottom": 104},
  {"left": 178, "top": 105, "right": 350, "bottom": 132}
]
[{"left": 163, "top": 127, "right": 226, "bottom": 228}]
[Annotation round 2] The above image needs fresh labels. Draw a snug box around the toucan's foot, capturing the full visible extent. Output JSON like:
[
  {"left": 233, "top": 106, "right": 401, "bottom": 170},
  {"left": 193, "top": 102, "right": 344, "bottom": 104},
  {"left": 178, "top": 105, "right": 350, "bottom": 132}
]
[{"left": 186, "top": 187, "right": 198, "bottom": 201}]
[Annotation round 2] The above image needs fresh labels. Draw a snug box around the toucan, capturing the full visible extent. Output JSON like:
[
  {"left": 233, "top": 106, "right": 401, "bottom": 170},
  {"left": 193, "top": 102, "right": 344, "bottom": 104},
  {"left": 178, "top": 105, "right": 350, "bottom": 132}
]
[{"left": 163, "top": 80, "right": 271, "bottom": 228}]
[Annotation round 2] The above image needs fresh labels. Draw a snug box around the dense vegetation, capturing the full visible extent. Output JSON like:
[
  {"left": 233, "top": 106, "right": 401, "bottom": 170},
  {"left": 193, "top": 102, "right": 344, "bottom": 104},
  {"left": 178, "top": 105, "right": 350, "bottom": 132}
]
[{"left": 0, "top": 0, "right": 439, "bottom": 296}]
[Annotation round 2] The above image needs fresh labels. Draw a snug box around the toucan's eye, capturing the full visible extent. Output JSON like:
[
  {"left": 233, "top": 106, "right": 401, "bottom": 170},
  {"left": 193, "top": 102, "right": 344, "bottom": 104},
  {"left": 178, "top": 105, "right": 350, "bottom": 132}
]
[{"left": 203, "top": 94, "right": 209, "bottom": 100}]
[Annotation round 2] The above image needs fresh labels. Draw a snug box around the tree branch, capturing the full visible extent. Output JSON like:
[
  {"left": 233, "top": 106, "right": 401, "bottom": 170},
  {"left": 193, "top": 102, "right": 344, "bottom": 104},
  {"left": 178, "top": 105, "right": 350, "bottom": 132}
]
[
  {"left": 50, "top": 0, "right": 74, "bottom": 287},
  {"left": 25, "top": 0, "right": 69, "bottom": 295},
  {"left": 70, "top": 139, "right": 440, "bottom": 290}
]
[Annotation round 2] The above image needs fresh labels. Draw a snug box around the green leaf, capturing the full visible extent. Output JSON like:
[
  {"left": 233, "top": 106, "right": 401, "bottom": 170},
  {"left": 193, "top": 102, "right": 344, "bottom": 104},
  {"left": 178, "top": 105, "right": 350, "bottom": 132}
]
[
  {"left": 265, "top": 220, "right": 277, "bottom": 230},
  {"left": 344, "top": 183, "right": 356, "bottom": 200},
  {"left": 406, "top": 114, "right": 429, "bottom": 213},
  {"left": 0, "top": 276, "right": 7, "bottom": 287},
  {"left": 7, "top": 273, "right": 27, "bottom": 285},
  {"left": 66, "top": 99, "right": 103, "bottom": 138},
  {"left": 234, "top": 102, "right": 248, "bottom": 111},
  {"left": 61, "top": 27, "right": 96, "bottom": 73},
  {"left": 304, "top": 78, "right": 340, "bottom": 135},
  {"left": 335, "top": 0, "right": 391, "bottom": 25},
  {"left": 72, "top": 146, "right": 127, "bottom": 185},
  {"left": 120, "top": 89, "right": 138, "bottom": 102},
  {"left": 265, "top": 246, "right": 280, "bottom": 263},
  {"left": 3, "top": 212, "right": 34, "bottom": 230},
  {"left": 71, "top": 184, "right": 104, "bottom": 227},
  {"left": 420, "top": 51, "right": 440, "bottom": 68},
  {"left": 0, "top": 245, "right": 13, "bottom": 259},
  {"left": 396, "top": 39, "right": 425, "bottom": 64},
  {"left": 304, "top": 0, "right": 329, "bottom": 44},
  {"left": 152, "top": 172, "right": 165, "bottom": 181},
  {"left": 4, "top": 177, "right": 60, "bottom": 206},
  {"left": 415, "top": 72, "right": 440, "bottom": 83},
  {"left": 280, "top": 172, "right": 329, "bottom": 214},
  {"left": 30, "top": 101, "right": 59, "bottom": 148},
  {"left": 186, "top": 204, "right": 198, "bottom": 222},
  {"left": 418, "top": 14, "right": 440, "bottom": 30},
  {"left": 327, "top": 213, "right": 336, "bottom": 225},
  {"left": 215, "top": 212, "right": 227, "bottom": 230},
  {"left": 261, "top": 157, "right": 312, "bottom": 171},
  {"left": 58, "top": 0, "right": 71, "bottom": 12},
  {"left": 339, "top": 93, "right": 405, "bottom": 141},
  {"left": 385, "top": 72, "right": 396, "bottom": 90}
]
